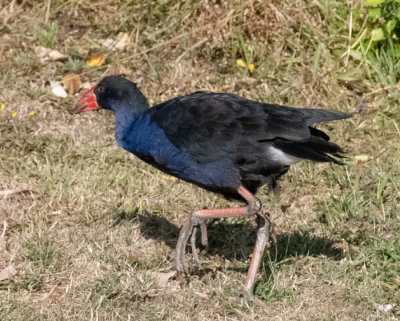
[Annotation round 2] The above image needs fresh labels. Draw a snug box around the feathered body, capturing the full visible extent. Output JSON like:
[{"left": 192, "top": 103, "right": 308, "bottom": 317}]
[
  {"left": 74, "top": 75, "right": 350, "bottom": 298},
  {"left": 85, "top": 76, "right": 350, "bottom": 200}
]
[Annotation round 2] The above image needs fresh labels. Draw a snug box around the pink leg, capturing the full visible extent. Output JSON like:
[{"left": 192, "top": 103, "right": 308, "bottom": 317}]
[
  {"left": 243, "top": 211, "right": 270, "bottom": 298},
  {"left": 175, "top": 186, "right": 271, "bottom": 298}
]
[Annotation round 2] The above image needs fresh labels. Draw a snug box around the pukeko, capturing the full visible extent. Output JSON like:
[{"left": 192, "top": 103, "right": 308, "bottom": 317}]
[{"left": 74, "top": 75, "right": 349, "bottom": 299}]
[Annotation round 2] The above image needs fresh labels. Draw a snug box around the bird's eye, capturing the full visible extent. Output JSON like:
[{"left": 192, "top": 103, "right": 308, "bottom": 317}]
[{"left": 97, "top": 85, "right": 104, "bottom": 93}]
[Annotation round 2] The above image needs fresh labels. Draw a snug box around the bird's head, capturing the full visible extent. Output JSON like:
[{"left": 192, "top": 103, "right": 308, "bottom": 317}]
[{"left": 74, "top": 75, "right": 149, "bottom": 114}]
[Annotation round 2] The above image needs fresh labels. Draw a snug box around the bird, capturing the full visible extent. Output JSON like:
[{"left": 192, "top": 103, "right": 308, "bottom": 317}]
[{"left": 74, "top": 75, "right": 350, "bottom": 300}]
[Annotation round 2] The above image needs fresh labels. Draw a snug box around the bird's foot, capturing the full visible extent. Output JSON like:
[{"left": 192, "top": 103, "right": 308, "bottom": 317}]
[{"left": 176, "top": 212, "right": 208, "bottom": 272}]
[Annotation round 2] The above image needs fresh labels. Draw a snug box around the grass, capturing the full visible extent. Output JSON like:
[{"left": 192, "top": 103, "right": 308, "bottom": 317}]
[{"left": 0, "top": 0, "right": 399, "bottom": 320}]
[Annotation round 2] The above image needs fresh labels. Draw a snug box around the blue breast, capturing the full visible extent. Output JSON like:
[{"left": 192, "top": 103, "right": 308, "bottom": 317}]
[{"left": 116, "top": 113, "right": 239, "bottom": 190}]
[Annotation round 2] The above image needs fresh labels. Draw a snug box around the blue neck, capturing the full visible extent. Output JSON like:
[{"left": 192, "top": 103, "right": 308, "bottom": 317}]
[{"left": 114, "top": 105, "right": 144, "bottom": 145}]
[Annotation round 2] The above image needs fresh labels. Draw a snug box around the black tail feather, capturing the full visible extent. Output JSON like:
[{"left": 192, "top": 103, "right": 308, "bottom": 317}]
[
  {"left": 273, "top": 136, "right": 344, "bottom": 164},
  {"left": 300, "top": 109, "right": 351, "bottom": 126},
  {"left": 309, "top": 126, "right": 331, "bottom": 141},
  {"left": 271, "top": 109, "right": 349, "bottom": 164}
]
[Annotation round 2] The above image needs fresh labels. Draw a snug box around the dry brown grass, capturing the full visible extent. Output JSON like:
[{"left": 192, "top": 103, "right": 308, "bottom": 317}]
[{"left": 1, "top": 0, "right": 399, "bottom": 320}]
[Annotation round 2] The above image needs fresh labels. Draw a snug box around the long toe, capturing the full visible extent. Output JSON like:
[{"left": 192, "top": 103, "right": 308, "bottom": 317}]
[
  {"left": 176, "top": 229, "right": 186, "bottom": 271},
  {"left": 176, "top": 239, "right": 189, "bottom": 272},
  {"left": 190, "top": 227, "right": 201, "bottom": 264},
  {"left": 176, "top": 235, "right": 189, "bottom": 272},
  {"left": 200, "top": 223, "right": 209, "bottom": 251},
  {"left": 175, "top": 242, "right": 183, "bottom": 272},
  {"left": 239, "top": 291, "right": 267, "bottom": 308},
  {"left": 180, "top": 251, "right": 189, "bottom": 272},
  {"left": 176, "top": 214, "right": 195, "bottom": 272}
]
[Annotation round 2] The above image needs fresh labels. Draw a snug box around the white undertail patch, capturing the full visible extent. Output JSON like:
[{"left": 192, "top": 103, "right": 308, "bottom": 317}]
[{"left": 268, "top": 146, "right": 302, "bottom": 165}]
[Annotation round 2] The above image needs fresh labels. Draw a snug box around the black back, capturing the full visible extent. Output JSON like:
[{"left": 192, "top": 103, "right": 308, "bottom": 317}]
[{"left": 147, "top": 92, "right": 349, "bottom": 195}]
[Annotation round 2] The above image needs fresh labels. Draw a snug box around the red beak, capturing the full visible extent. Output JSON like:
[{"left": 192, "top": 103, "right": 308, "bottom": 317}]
[{"left": 73, "top": 86, "right": 99, "bottom": 113}]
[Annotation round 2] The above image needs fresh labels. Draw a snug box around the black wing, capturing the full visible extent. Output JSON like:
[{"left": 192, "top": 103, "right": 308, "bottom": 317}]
[{"left": 147, "top": 92, "right": 349, "bottom": 164}]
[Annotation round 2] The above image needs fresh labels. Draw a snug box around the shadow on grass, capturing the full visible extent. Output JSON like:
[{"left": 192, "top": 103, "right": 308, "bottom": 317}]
[
  {"left": 113, "top": 209, "right": 344, "bottom": 266},
  {"left": 113, "top": 209, "right": 180, "bottom": 249}
]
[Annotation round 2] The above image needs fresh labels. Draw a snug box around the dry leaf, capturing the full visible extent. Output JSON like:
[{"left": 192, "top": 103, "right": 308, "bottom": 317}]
[
  {"left": 62, "top": 73, "right": 81, "bottom": 96},
  {"left": 102, "top": 39, "right": 114, "bottom": 49},
  {"left": 86, "top": 55, "right": 106, "bottom": 67},
  {"left": 34, "top": 46, "right": 68, "bottom": 61},
  {"left": 0, "top": 265, "right": 17, "bottom": 282},
  {"left": 354, "top": 154, "right": 370, "bottom": 162},
  {"left": 50, "top": 81, "right": 68, "bottom": 98},
  {"left": 0, "top": 34, "right": 17, "bottom": 50},
  {"left": 146, "top": 271, "right": 176, "bottom": 287},
  {"left": 48, "top": 51, "right": 67, "bottom": 61},
  {"left": 102, "top": 32, "right": 132, "bottom": 51},
  {"left": 114, "top": 32, "right": 132, "bottom": 51},
  {"left": 377, "top": 304, "right": 394, "bottom": 313}
]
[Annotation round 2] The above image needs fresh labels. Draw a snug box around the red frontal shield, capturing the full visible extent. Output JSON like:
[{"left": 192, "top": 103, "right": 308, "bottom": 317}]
[{"left": 73, "top": 86, "right": 99, "bottom": 113}]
